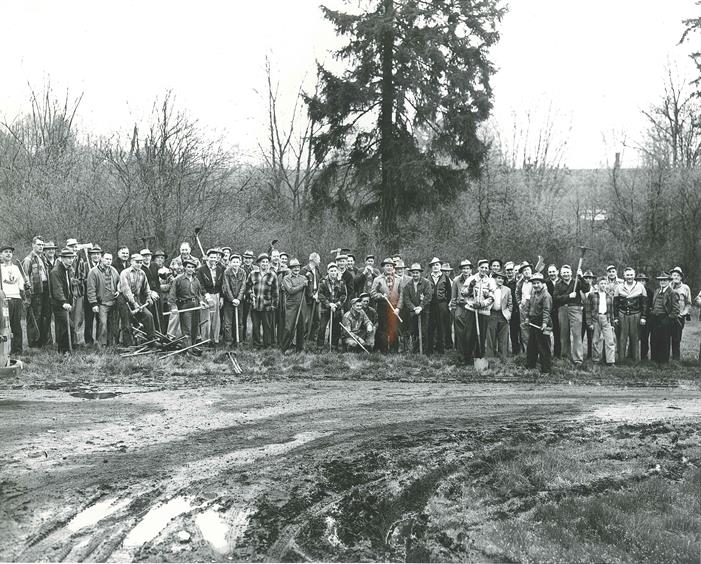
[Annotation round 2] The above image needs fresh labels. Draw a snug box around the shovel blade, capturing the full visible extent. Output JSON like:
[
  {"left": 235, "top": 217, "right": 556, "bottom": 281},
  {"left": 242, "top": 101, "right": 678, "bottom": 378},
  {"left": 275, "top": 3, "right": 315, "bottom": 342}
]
[{"left": 474, "top": 357, "right": 489, "bottom": 372}]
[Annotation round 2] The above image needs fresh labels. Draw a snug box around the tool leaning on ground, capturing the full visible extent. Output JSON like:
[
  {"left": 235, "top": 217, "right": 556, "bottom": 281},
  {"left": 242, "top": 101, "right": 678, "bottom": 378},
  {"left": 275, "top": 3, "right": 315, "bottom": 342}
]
[
  {"left": 227, "top": 351, "right": 243, "bottom": 374},
  {"left": 340, "top": 323, "right": 371, "bottom": 354}
]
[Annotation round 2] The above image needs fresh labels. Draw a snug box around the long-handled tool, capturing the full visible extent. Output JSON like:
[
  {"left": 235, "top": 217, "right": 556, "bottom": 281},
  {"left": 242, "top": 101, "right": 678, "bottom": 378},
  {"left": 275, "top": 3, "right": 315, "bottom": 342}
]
[
  {"left": 418, "top": 313, "right": 423, "bottom": 355},
  {"left": 328, "top": 314, "right": 333, "bottom": 352},
  {"left": 227, "top": 351, "right": 242, "bottom": 374},
  {"left": 383, "top": 295, "right": 403, "bottom": 322},
  {"left": 305, "top": 300, "right": 317, "bottom": 339},
  {"left": 341, "top": 323, "right": 370, "bottom": 354},
  {"left": 193, "top": 227, "right": 206, "bottom": 258},
  {"left": 26, "top": 303, "right": 40, "bottom": 336},
  {"left": 234, "top": 305, "right": 240, "bottom": 344},
  {"left": 65, "top": 270, "right": 73, "bottom": 352},
  {"left": 474, "top": 308, "right": 488, "bottom": 371},
  {"left": 160, "top": 339, "right": 211, "bottom": 359},
  {"left": 572, "top": 245, "right": 591, "bottom": 293},
  {"left": 164, "top": 305, "right": 205, "bottom": 316}
]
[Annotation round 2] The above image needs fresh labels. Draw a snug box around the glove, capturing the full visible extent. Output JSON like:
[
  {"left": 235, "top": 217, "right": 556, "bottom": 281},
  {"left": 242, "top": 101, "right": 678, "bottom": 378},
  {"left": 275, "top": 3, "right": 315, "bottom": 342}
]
[
  {"left": 92, "top": 306, "right": 99, "bottom": 314},
  {"left": 62, "top": 303, "right": 72, "bottom": 312}
]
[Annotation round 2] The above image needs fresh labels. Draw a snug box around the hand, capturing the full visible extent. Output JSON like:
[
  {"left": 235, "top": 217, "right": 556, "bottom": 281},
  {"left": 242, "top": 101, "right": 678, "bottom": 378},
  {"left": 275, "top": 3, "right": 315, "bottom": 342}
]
[
  {"left": 92, "top": 306, "right": 99, "bottom": 314},
  {"left": 150, "top": 290, "right": 159, "bottom": 300},
  {"left": 170, "top": 307, "right": 178, "bottom": 314},
  {"left": 569, "top": 292, "right": 576, "bottom": 299},
  {"left": 640, "top": 318, "right": 646, "bottom": 326},
  {"left": 219, "top": 297, "right": 224, "bottom": 308},
  {"left": 541, "top": 324, "right": 547, "bottom": 331},
  {"left": 233, "top": 299, "right": 240, "bottom": 306},
  {"left": 366, "top": 323, "right": 373, "bottom": 332},
  {"left": 303, "top": 278, "right": 309, "bottom": 286},
  {"left": 62, "top": 303, "right": 72, "bottom": 312},
  {"left": 394, "top": 308, "right": 400, "bottom": 316},
  {"left": 576, "top": 268, "right": 583, "bottom": 277},
  {"left": 200, "top": 302, "right": 208, "bottom": 309},
  {"left": 614, "top": 318, "right": 619, "bottom": 325},
  {"left": 330, "top": 304, "right": 336, "bottom": 312},
  {"left": 414, "top": 306, "right": 422, "bottom": 315},
  {"left": 588, "top": 324, "right": 593, "bottom": 331}
]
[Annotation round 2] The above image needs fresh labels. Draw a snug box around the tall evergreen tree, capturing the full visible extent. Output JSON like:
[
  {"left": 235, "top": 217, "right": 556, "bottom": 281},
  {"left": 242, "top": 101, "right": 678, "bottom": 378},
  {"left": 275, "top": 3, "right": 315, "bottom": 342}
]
[{"left": 307, "top": 0, "right": 506, "bottom": 246}]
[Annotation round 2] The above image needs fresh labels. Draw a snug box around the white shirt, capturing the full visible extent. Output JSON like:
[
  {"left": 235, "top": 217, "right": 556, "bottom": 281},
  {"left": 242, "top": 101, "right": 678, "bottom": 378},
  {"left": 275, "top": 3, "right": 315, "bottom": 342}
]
[
  {"left": 598, "top": 291, "right": 607, "bottom": 314},
  {"left": 0, "top": 263, "right": 24, "bottom": 299}
]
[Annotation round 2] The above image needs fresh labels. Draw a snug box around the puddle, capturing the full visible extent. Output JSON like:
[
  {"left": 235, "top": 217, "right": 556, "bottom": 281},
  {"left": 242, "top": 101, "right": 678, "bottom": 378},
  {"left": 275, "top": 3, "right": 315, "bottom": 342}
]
[
  {"left": 588, "top": 399, "right": 701, "bottom": 422},
  {"left": 195, "top": 509, "right": 229, "bottom": 554},
  {"left": 70, "top": 391, "right": 123, "bottom": 400},
  {"left": 122, "top": 496, "right": 193, "bottom": 548},
  {"left": 68, "top": 497, "right": 132, "bottom": 532}
]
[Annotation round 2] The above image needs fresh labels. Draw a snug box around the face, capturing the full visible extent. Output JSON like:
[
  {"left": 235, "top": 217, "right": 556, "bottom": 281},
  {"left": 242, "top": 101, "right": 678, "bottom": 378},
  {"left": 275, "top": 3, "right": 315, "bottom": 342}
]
[
  {"left": 460, "top": 266, "right": 471, "bottom": 277},
  {"left": 659, "top": 278, "right": 669, "bottom": 288},
  {"left": 431, "top": 262, "right": 441, "bottom": 273},
  {"left": 102, "top": 254, "right": 113, "bottom": 267},
  {"left": 478, "top": 264, "right": 489, "bottom": 276},
  {"left": 561, "top": 267, "right": 572, "bottom": 280},
  {"left": 207, "top": 253, "right": 219, "bottom": 266},
  {"left": 62, "top": 256, "right": 75, "bottom": 267},
  {"left": 522, "top": 267, "right": 532, "bottom": 278},
  {"left": 411, "top": 270, "right": 421, "bottom": 281},
  {"left": 353, "top": 301, "right": 364, "bottom": 312},
  {"left": 90, "top": 252, "right": 102, "bottom": 263},
  {"left": 230, "top": 257, "right": 241, "bottom": 269},
  {"left": 496, "top": 276, "right": 504, "bottom": 287},
  {"left": 271, "top": 250, "right": 280, "bottom": 264},
  {"left": 607, "top": 268, "right": 617, "bottom": 279},
  {"left": 337, "top": 257, "right": 347, "bottom": 269},
  {"left": 33, "top": 239, "right": 44, "bottom": 253},
  {"left": 505, "top": 265, "right": 514, "bottom": 278},
  {"left": 548, "top": 266, "right": 558, "bottom": 279},
  {"left": 131, "top": 257, "right": 143, "bottom": 268},
  {"left": 280, "top": 255, "right": 289, "bottom": 267},
  {"left": 532, "top": 280, "right": 543, "bottom": 291},
  {"left": 259, "top": 258, "right": 270, "bottom": 270},
  {"left": 490, "top": 261, "right": 501, "bottom": 272},
  {"left": 223, "top": 250, "right": 231, "bottom": 261},
  {"left": 366, "top": 258, "right": 374, "bottom": 268},
  {"left": 1, "top": 249, "right": 12, "bottom": 262},
  {"left": 185, "top": 264, "right": 196, "bottom": 275},
  {"left": 383, "top": 263, "right": 394, "bottom": 275},
  {"left": 244, "top": 256, "right": 253, "bottom": 265},
  {"left": 328, "top": 266, "right": 338, "bottom": 278},
  {"left": 118, "top": 248, "right": 129, "bottom": 260},
  {"left": 624, "top": 269, "right": 635, "bottom": 282},
  {"left": 347, "top": 257, "right": 355, "bottom": 268},
  {"left": 292, "top": 264, "right": 301, "bottom": 275},
  {"left": 180, "top": 244, "right": 191, "bottom": 256},
  {"left": 154, "top": 256, "right": 165, "bottom": 267},
  {"left": 361, "top": 297, "right": 370, "bottom": 308},
  {"left": 671, "top": 272, "right": 681, "bottom": 284},
  {"left": 585, "top": 277, "right": 595, "bottom": 286},
  {"left": 395, "top": 267, "right": 404, "bottom": 276}
]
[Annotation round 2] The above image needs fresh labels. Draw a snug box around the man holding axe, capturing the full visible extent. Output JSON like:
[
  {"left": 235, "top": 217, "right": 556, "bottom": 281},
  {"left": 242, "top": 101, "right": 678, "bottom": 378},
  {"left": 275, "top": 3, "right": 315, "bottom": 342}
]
[
  {"left": 553, "top": 257, "right": 591, "bottom": 366},
  {"left": 120, "top": 254, "right": 157, "bottom": 342},
  {"left": 371, "top": 258, "right": 402, "bottom": 353},
  {"left": 341, "top": 298, "right": 373, "bottom": 353},
  {"left": 168, "top": 258, "right": 208, "bottom": 347},
  {"left": 281, "top": 258, "right": 308, "bottom": 353}
]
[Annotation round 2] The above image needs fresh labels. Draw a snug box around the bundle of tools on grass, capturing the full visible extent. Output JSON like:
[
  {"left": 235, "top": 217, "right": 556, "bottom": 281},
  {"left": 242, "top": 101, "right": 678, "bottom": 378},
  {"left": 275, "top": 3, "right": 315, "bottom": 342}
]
[{"left": 118, "top": 325, "right": 210, "bottom": 359}]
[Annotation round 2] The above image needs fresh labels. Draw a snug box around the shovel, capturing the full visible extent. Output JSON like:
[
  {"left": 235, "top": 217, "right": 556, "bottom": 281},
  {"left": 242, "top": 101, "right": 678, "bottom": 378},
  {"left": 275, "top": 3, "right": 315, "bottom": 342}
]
[{"left": 474, "top": 309, "right": 489, "bottom": 372}]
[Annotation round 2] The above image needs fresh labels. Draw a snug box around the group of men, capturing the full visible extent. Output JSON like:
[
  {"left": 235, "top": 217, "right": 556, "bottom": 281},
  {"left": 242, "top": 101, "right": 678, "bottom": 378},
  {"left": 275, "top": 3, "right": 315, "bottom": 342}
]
[{"left": 1, "top": 237, "right": 698, "bottom": 371}]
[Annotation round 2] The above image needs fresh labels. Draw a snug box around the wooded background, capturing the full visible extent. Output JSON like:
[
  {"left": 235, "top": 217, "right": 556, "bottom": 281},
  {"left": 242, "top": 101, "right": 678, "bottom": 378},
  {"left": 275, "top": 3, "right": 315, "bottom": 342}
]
[{"left": 1, "top": 1, "right": 699, "bottom": 290}]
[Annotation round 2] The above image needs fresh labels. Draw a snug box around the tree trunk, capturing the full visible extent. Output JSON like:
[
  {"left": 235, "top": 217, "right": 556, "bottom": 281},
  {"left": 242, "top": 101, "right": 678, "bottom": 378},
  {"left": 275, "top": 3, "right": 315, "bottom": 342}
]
[{"left": 379, "top": 0, "right": 397, "bottom": 248}]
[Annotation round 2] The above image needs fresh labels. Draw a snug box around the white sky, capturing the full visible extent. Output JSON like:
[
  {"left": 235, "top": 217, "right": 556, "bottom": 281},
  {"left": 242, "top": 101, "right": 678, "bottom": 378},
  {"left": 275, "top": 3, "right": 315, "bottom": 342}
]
[{"left": 0, "top": 0, "right": 697, "bottom": 168}]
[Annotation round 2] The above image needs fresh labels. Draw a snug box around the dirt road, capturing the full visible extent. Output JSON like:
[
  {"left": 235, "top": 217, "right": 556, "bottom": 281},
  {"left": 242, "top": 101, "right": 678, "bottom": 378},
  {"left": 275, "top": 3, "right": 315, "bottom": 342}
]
[{"left": 1, "top": 375, "right": 699, "bottom": 562}]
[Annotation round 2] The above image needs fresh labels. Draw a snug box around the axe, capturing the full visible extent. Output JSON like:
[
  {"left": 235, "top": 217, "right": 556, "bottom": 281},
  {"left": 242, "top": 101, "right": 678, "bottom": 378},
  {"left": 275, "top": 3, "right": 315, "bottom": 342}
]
[
  {"left": 572, "top": 245, "right": 591, "bottom": 293},
  {"left": 193, "top": 227, "right": 206, "bottom": 258}
]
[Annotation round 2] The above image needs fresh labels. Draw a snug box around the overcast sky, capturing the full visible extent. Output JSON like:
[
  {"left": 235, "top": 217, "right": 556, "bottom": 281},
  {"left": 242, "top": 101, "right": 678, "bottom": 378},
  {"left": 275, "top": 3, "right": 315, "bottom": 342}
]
[{"left": 0, "top": 0, "right": 696, "bottom": 168}]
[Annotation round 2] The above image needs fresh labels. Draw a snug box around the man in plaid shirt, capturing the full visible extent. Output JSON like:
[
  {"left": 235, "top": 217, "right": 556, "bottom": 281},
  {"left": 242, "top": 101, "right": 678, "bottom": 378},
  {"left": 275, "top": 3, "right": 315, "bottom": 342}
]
[{"left": 246, "top": 253, "right": 279, "bottom": 348}]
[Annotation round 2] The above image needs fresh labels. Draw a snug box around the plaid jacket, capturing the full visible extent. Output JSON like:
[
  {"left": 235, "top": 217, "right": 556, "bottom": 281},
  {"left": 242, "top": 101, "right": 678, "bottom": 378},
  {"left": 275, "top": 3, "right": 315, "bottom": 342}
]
[{"left": 247, "top": 269, "right": 279, "bottom": 312}]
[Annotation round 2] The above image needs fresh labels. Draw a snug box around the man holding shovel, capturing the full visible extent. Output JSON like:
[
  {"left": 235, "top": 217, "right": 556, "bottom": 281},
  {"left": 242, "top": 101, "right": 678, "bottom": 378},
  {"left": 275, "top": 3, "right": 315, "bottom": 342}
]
[
  {"left": 49, "top": 248, "right": 77, "bottom": 353},
  {"left": 525, "top": 273, "right": 552, "bottom": 374},
  {"left": 462, "top": 259, "right": 495, "bottom": 366},
  {"left": 222, "top": 253, "right": 246, "bottom": 348},
  {"left": 281, "top": 258, "right": 308, "bottom": 353}
]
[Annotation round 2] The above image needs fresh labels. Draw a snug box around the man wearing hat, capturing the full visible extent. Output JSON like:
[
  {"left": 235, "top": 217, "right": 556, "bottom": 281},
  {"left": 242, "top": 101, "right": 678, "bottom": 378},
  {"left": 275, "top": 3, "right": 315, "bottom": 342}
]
[
  {"left": 239, "top": 250, "right": 255, "bottom": 341},
  {"left": 120, "top": 254, "right": 156, "bottom": 343},
  {"left": 41, "top": 240, "right": 58, "bottom": 345},
  {"left": 66, "top": 238, "right": 89, "bottom": 345},
  {"left": 246, "top": 253, "right": 279, "bottom": 348},
  {"left": 86, "top": 251, "right": 120, "bottom": 347},
  {"left": 335, "top": 253, "right": 355, "bottom": 310},
  {"left": 585, "top": 276, "right": 617, "bottom": 365},
  {"left": 525, "top": 272, "right": 552, "bottom": 373},
  {"left": 341, "top": 298, "right": 374, "bottom": 352},
  {"left": 605, "top": 265, "right": 623, "bottom": 296},
  {"left": 580, "top": 270, "right": 596, "bottom": 360},
  {"left": 426, "top": 257, "right": 451, "bottom": 355},
  {"left": 275, "top": 255, "right": 291, "bottom": 345},
  {"left": 22, "top": 236, "right": 50, "bottom": 348},
  {"left": 49, "top": 248, "right": 77, "bottom": 353},
  {"left": 516, "top": 262, "right": 534, "bottom": 352},
  {"left": 170, "top": 242, "right": 201, "bottom": 272},
  {"left": 486, "top": 270, "right": 512, "bottom": 360},
  {"left": 222, "top": 253, "right": 246, "bottom": 347},
  {"left": 168, "top": 258, "right": 208, "bottom": 348},
  {"left": 649, "top": 272, "right": 680, "bottom": 364},
  {"left": 357, "top": 255, "right": 380, "bottom": 297},
  {"left": 0, "top": 245, "right": 27, "bottom": 355},
  {"left": 197, "top": 248, "right": 225, "bottom": 346},
  {"left": 281, "top": 258, "right": 309, "bottom": 352},
  {"left": 398, "top": 263, "right": 431, "bottom": 354},
  {"left": 503, "top": 261, "right": 521, "bottom": 354},
  {"left": 461, "top": 259, "right": 496, "bottom": 364},
  {"left": 371, "top": 258, "right": 402, "bottom": 353},
  {"left": 358, "top": 292, "right": 378, "bottom": 345},
  {"left": 544, "top": 264, "right": 562, "bottom": 358},
  {"left": 220, "top": 247, "right": 232, "bottom": 268},
  {"left": 83, "top": 245, "right": 104, "bottom": 345},
  {"left": 613, "top": 267, "right": 648, "bottom": 361},
  {"left": 636, "top": 272, "right": 654, "bottom": 360},
  {"left": 302, "top": 252, "right": 322, "bottom": 342},
  {"left": 317, "top": 262, "right": 347, "bottom": 350},
  {"left": 553, "top": 264, "right": 590, "bottom": 366},
  {"left": 449, "top": 259, "right": 474, "bottom": 357},
  {"left": 670, "top": 266, "right": 692, "bottom": 361}
]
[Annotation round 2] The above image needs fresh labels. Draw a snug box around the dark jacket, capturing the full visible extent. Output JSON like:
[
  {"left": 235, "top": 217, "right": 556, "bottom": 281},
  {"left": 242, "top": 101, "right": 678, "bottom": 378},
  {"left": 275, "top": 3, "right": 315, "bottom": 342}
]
[
  {"left": 650, "top": 287, "right": 680, "bottom": 319},
  {"left": 553, "top": 277, "right": 590, "bottom": 307},
  {"left": 222, "top": 266, "right": 246, "bottom": 303},
  {"left": 585, "top": 291, "right": 615, "bottom": 326},
  {"left": 197, "top": 264, "right": 225, "bottom": 294},
  {"left": 527, "top": 287, "right": 552, "bottom": 328},
  {"left": 318, "top": 276, "right": 347, "bottom": 313},
  {"left": 399, "top": 277, "right": 431, "bottom": 313},
  {"left": 427, "top": 272, "right": 451, "bottom": 303},
  {"left": 50, "top": 261, "right": 74, "bottom": 308},
  {"left": 302, "top": 264, "right": 322, "bottom": 304}
]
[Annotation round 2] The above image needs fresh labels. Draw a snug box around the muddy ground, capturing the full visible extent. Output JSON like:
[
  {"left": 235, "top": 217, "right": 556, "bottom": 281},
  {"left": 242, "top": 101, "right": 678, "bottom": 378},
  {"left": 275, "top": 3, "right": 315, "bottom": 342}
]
[{"left": 1, "top": 345, "right": 700, "bottom": 564}]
